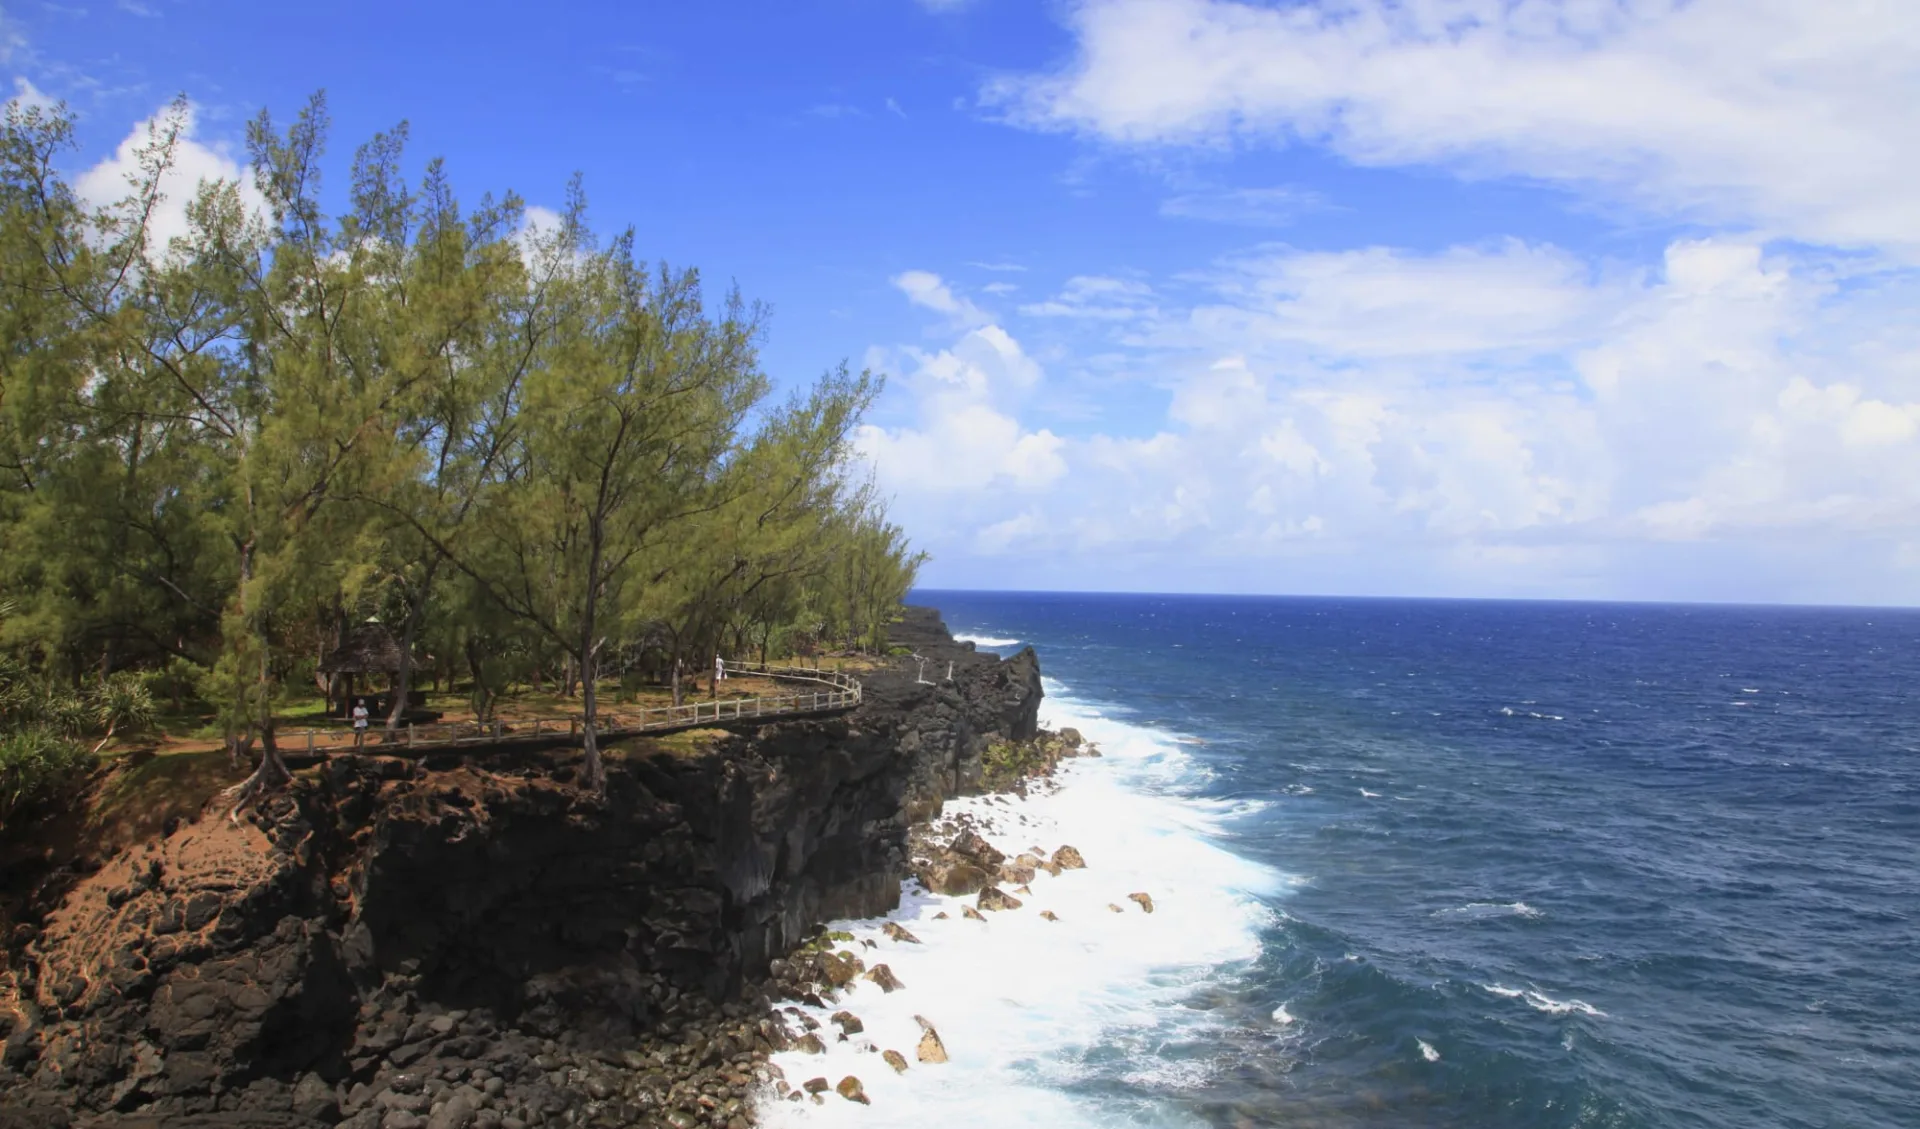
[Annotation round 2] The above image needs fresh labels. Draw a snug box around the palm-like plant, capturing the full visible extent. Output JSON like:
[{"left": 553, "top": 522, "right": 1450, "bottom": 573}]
[{"left": 88, "top": 673, "right": 157, "bottom": 753}]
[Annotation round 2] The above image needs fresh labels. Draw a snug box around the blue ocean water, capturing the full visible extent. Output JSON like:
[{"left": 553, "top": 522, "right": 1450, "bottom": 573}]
[{"left": 918, "top": 591, "right": 1919, "bottom": 1129}]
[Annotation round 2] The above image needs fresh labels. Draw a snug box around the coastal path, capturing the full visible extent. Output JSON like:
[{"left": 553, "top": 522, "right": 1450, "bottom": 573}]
[{"left": 280, "top": 660, "right": 861, "bottom": 758}]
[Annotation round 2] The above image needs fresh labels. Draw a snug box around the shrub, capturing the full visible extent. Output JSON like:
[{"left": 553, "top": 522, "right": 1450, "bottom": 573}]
[
  {"left": 91, "top": 672, "right": 157, "bottom": 745},
  {"left": 0, "top": 726, "right": 96, "bottom": 828}
]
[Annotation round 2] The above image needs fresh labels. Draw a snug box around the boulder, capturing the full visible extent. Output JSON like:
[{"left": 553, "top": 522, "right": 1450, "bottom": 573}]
[
  {"left": 863, "top": 964, "right": 905, "bottom": 993},
  {"left": 913, "top": 1016, "right": 949, "bottom": 1064},
  {"left": 950, "top": 830, "right": 1005, "bottom": 868},
  {"left": 830, "top": 1010, "right": 864, "bottom": 1035},
  {"left": 835, "top": 1076, "right": 870, "bottom": 1105},
  {"left": 1128, "top": 892, "right": 1155, "bottom": 913},
  {"left": 794, "top": 1033, "right": 826, "bottom": 1055},
  {"left": 1014, "top": 884, "right": 1033, "bottom": 896},
  {"left": 997, "top": 863, "right": 1036, "bottom": 886},
  {"left": 1039, "top": 911, "right": 1059, "bottom": 922},
  {"left": 1058, "top": 728, "right": 1084, "bottom": 750},
  {"left": 819, "top": 950, "right": 863, "bottom": 986},
  {"left": 1107, "top": 903, "right": 1124, "bottom": 913},
  {"left": 882, "top": 1049, "right": 909, "bottom": 1074},
  {"left": 961, "top": 906, "right": 986, "bottom": 922},
  {"left": 920, "top": 861, "right": 990, "bottom": 896},
  {"left": 1015, "top": 852, "right": 1045, "bottom": 869},
  {"left": 976, "top": 886, "right": 1023, "bottom": 912},
  {"left": 882, "top": 922, "right": 921, "bottom": 944},
  {"left": 802, "top": 1077, "right": 830, "bottom": 1094},
  {"left": 429, "top": 1093, "right": 478, "bottom": 1129},
  {"left": 932, "top": 912, "right": 949, "bottom": 920},
  {"left": 1052, "top": 845, "right": 1087, "bottom": 870}
]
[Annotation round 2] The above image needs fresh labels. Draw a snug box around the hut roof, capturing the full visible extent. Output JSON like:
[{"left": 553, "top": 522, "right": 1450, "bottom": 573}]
[{"left": 321, "top": 622, "right": 407, "bottom": 674}]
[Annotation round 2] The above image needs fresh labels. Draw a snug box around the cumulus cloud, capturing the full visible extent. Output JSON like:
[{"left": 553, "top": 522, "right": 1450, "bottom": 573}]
[
  {"left": 6, "top": 76, "right": 55, "bottom": 113},
  {"left": 866, "top": 237, "right": 1920, "bottom": 600},
  {"left": 73, "top": 101, "right": 265, "bottom": 254},
  {"left": 856, "top": 286, "right": 1062, "bottom": 506},
  {"left": 1169, "top": 239, "right": 1631, "bottom": 359},
  {"left": 893, "top": 269, "right": 991, "bottom": 328},
  {"left": 988, "top": 0, "right": 1920, "bottom": 257}
]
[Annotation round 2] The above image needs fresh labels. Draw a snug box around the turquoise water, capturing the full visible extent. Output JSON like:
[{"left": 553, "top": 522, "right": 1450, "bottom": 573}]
[{"left": 911, "top": 591, "right": 1919, "bottom": 1129}]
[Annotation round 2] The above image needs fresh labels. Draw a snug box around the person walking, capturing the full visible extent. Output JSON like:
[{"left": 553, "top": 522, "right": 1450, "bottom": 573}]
[
  {"left": 714, "top": 655, "right": 726, "bottom": 684},
  {"left": 352, "top": 698, "right": 369, "bottom": 748}
]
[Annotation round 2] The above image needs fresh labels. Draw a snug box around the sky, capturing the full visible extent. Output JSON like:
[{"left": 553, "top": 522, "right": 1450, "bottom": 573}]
[{"left": 5, "top": 0, "right": 1920, "bottom": 606}]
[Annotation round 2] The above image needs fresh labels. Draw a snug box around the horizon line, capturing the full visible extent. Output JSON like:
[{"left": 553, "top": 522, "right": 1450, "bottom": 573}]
[{"left": 909, "top": 587, "right": 1920, "bottom": 614}]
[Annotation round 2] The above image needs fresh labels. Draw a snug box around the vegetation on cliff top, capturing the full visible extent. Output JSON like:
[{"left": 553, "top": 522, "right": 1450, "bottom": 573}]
[{"left": 0, "top": 93, "right": 922, "bottom": 807}]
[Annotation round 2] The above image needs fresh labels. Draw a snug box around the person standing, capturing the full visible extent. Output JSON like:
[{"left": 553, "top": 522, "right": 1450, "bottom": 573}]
[
  {"left": 352, "top": 698, "right": 369, "bottom": 748},
  {"left": 714, "top": 655, "right": 726, "bottom": 683}
]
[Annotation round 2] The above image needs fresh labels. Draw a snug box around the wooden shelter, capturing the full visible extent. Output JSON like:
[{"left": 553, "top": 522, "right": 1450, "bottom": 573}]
[{"left": 320, "top": 620, "right": 408, "bottom": 717}]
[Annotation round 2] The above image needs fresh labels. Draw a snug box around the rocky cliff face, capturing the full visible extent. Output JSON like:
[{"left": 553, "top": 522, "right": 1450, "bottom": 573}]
[{"left": 0, "top": 607, "right": 1041, "bottom": 1128}]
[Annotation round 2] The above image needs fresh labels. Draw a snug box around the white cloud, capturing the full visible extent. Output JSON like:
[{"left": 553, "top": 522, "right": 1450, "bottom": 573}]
[
  {"left": 892, "top": 269, "right": 991, "bottom": 328},
  {"left": 1160, "top": 184, "right": 1325, "bottom": 227},
  {"left": 857, "top": 286, "right": 1062, "bottom": 506},
  {"left": 870, "top": 237, "right": 1920, "bottom": 601},
  {"left": 6, "top": 77, "right": 55, "bottom": 113},
  {"left": 1020, "top": 274, "right": 1157, "bottom": 321},
  {"left": 1173, "top": 239, "right": 1628, "bottom": 358},
  {"left": 989, "top": 0, "right": 1920, "bottom": 256},
  {"left": 73, "top": 101, "right": 265, "bottom": 255}
]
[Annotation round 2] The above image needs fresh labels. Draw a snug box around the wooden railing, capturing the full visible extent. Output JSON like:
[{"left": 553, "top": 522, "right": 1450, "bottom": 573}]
[{"left": 284, "top": 661, "right": 861, "bottom": 756}]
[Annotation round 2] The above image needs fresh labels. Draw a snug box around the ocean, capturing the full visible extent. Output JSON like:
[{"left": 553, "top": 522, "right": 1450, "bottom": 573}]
[{"left": 758, "top": 592, "right": 1919, "bottom": 1128}]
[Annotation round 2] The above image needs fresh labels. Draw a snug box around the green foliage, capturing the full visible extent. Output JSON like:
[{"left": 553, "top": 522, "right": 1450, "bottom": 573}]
[
  {"left": 0, "top": 94, "right": 926, "bottom": 786},
  {"left": 798, "top": 929, "right": 858, "bottom": 953},
  {"left": 0, "top": 726, "right": 95, "bottom": 827},
  {"left": 92, "top": 672, "right": 157, "bottom": 742},
  {"left": 980, "top": 738, "right": 1054, "bottom": 790}
]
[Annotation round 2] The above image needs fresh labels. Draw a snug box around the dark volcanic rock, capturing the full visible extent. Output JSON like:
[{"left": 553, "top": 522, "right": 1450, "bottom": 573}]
[{"left": 0, "top": 603, "right": 1045, "bottom": 1127}]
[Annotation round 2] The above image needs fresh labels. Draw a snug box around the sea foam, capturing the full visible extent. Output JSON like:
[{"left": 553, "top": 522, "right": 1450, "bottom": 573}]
[
  {"left": 953, "top": 633, "right": 1021, "bottom": 648},
  {"left": 1481, "top": 983, "right": 1606, "bottom": 1017},
  {"left": 755, "top": 684, "right": 1283, "bottom": 1125}
]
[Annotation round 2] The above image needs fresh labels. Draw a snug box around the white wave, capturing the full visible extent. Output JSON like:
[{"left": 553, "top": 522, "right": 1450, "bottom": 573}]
[
  {"left": 1418, "top": 1038, "right": 1440, "bottom": 1062},
  {"left": 1437, "top": 902, "right": 1543, "bottom": 920},
  {"left": 1272, "top": 1004, "right": 1295, "bottom": 1025},
  {"left": 756, "top": 688, "right": 1284, "bottom": 1127},
  {"left": 954, "top": 633, "right": 1020, "bottom": 647},
  {"left": 1741, "top": 687, "right": 1761, "bottom": 694},
  {"left": 1480, "top": 983, "right": 1606, "bottom": 1017},
  {"left": 1359, "top": 788, "right": 1381, "bottom": 799},
  {"left": 1500, "top": 707, "right": 1564, "bottom": 721}
]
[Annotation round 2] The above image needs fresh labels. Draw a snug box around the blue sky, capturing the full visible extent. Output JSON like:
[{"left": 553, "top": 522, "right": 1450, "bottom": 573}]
[{"left": 7, "top": 0, "right": 1920, "bottom": 605}]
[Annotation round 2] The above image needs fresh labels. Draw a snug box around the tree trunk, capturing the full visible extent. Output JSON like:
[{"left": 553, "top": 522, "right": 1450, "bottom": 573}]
[
  {"left": 466, "top": 636, "right": 489, "bottom": 721},
  {"left": 385, "top": 561, "right": 439, "bottom": 736},
  {"left": 579, "top": 533, "right": 606, "bottom": 793}
]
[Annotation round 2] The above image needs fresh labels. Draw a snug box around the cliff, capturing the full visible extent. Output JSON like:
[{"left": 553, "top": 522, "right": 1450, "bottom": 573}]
[{"left": 0, "top": 608, "right": 1041, "bottom": 1129}]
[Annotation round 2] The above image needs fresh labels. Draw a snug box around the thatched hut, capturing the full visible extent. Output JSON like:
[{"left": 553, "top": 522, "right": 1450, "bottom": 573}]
[{"left": 320, "top": 620, "right": 407, "bottom": 717}]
